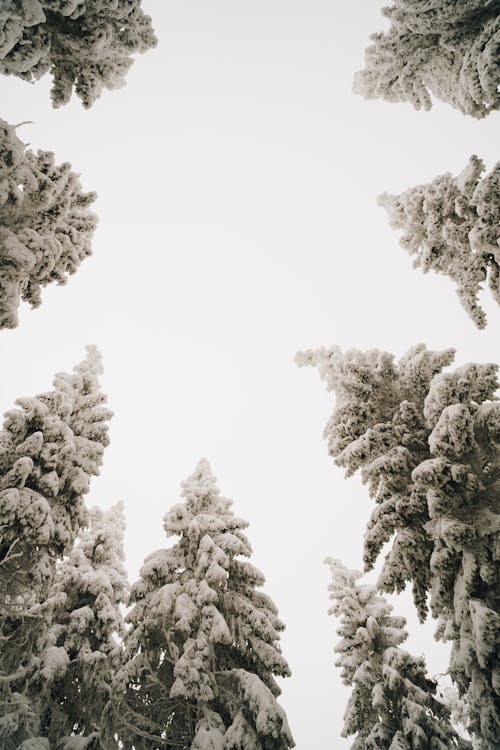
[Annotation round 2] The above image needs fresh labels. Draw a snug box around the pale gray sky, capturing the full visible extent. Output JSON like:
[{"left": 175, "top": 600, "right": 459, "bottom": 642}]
[{"left": 1, "top": 2, "right": 499, "bottom": 747}]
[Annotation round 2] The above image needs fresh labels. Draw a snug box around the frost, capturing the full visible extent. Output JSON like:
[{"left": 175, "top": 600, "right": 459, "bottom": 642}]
[
  {"left": 380, "top": 157, "right": 500, "bottom": 328},
  {"left": 0, "top": 1, "right": 157, "bottom": 107},
  {"left": 354, "top": 2, "right": 500, "bottom": 118}
]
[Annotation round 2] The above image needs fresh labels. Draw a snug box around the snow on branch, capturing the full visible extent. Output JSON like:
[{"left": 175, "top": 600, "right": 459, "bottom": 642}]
[
  {"left": 354, "top": 1, "right": 500, "bottom": 118},
  {"left": 379, "top": 156, "right": 500, "bottom": 329},
  {"left": 0, "top": 119, "right": 97, "bottom": 329},
  {"left": 0, "top": 0, "right": 157, "bottom": 108}
]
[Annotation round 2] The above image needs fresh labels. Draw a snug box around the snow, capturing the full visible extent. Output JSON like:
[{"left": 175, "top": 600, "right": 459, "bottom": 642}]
[
  {"left": 41, "top": 645, "right": 70, "bottom": 681},
  {"left": 117, "top": 460, "right": 293, "bottom": 747},
  {"left": 191, "top": 710, "right": 226, "bottom": 750},
  {"left": 0, "top": 2, "right": 156, "bottom": 108}
]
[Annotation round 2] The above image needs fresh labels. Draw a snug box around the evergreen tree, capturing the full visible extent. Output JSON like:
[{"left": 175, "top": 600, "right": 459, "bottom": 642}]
[
  {"left": 379, "top": 156, "right": 500, "bottom": 329},
  {"left": 0, "top": 346, "right": 112, "bottom": 749},
  {"left": 438, "top": 685, "right": 476, "bottom": 747},
  {"left": 297, "top": 343, "right": 500, "bottom": 747},
  {"left": 37, "top": 502, "right": 128, "bottom": 748},
  {"left": 0, "top": 0, "right": 156, "bottom": 108},
  {"left": 114, "top": 459, "right": 294, "bottom": 749},
  {"left": 326, "top": 558, "right": 469, "bottom": 749},
  {"left": 0, "top": 118, "right": 97, "bottom": 329},
  {"left": 354, "top": 0, "right": 500, "bottom": 119}
]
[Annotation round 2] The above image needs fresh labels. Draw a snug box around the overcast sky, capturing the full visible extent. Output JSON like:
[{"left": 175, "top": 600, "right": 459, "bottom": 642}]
[{"left": 1, "top": 2, "right": 499, "bottom": 747}]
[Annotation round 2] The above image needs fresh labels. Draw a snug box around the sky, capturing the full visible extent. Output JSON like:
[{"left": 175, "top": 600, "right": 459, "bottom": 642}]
[{"left": 1, "top": 2, "right": 499, "bottom": 747}]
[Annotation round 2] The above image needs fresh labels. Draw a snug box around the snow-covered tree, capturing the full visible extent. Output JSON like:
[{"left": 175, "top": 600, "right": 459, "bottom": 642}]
[
  {"left": 0, "top": 118, "right": 97, "bottom": 329},
  {"left": 438, "top": 684, "right": 477, "bottom": 747},
  {"left": 326, "top": 558, "right": 469, "bottom": 749},
  {"left": 35, "top": 502, "right": 128, "bottom": 748},
  {"left": 0, "top": 346, "right": 112, "bottom": 749},
  {"left": 379, "top": 156, "right": 500, "bottom": 329},
  {"left": 354, "top": 1, "right": 500, "bottom": 119},
  {"left": 114, "top": 459, "right": 294, "bottom": 749},
  {"left": 297, "top": 343, "right": 500, "bottom": 747},
  {"left": 0, "top": 0, "right": 157, "bottom": 108}
]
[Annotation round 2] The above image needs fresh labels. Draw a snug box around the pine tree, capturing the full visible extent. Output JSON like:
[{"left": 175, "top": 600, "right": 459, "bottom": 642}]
[
  {"left": 438, "top": 685, "right": 476, "bottom": 747},
  {"left": 379, "top": 156, "right": 500, "bottom": 329},
  {"left": 297, "top": 343, "right": 500, "bottom": 747},
  {"left": 0, "top": 118, "right": 97, "bottom": 329},
  {"left": 114, "top": 459, "right": 294, "bottom": 749},
  {"left": 0, "top": 346, "right": 112, "bottom": 749},
  {"left": 326, "top": 558, "right": 470, "bottom": 749},
  {"left": 36, "top": 502, "right": 128, "bottom": 748},
  {"left": 0, "top": 1, "right": 157, "bottom": 108},
  {"left": 353, "top": 1, "right": 500, "bottom": 119}
]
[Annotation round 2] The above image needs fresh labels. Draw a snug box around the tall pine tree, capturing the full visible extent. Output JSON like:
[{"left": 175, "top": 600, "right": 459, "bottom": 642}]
[
  {"left": 0, "top": 347, "right": 112, "bottom": 749},
  {"left": 297, "top": 343, "right": 499, "bottom": 747},
  {"left": 354, "top": 0, "right": 500, "bottom": 119},
  {"left": 0, "top": 1, "right": 156, "bottom": 108},
  {"left": 379, "top": 156, "right": 500, "bottom": 329},
  {"left": 37, "top": 502, "right": 128, "bottom": 748},
  {"left": 0, "top": 118, "right": 97, "bottom": 329},
  {"left": 326, "top": 558, "right": 469, "bottom": 749},
  {"left": 114, "top": 459, "right": 294, "bottom": 749}
]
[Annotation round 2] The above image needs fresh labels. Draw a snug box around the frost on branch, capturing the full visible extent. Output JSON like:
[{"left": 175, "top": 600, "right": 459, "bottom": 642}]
[
  {"left": 0, "top": 347, "right": 112, "bottom": 748},
  {"left": 354, "top": 1, "right": 500, "bottom": 118},
  {"left": 326, "top": 559, "right": 469, "bottom": 749},
  {"left": 379, "top": 156, "right": 500, "bottom": 329},
  {"left": 297, "top": 343, "right": 499, "bottom": 747},
  {"left": 0, "top": 1, "right": 157, "bottom": 108},
  {"left": 0, "top": 119, "right": 97, "bottom": 329},
  {"left": 114, "top": 459, "right": 294, "bottom": 749}
]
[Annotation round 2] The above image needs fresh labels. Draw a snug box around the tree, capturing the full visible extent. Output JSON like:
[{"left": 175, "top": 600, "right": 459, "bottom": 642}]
[
  {"left": 114, "top": 459, "right": 294, "bottom": 749},
  {"left": 379, "top": 156, "right": 500, "bottom": 329},
  {"left": 437, "top": 685, "right": 477, "bottom": 747},
  {"left": 0, "top": 118, "right": 97, "bottom": 329},
  {"left": 0, "top": 0, "right": 157, "bottom": 108},
  {"left": 297, "top": 343, "right": 500, "bottom": 747},
  {"left": 36, "top": 502, "right": 128, "bottom": 748},
  {"left": 0, "top": 346, "right": 112, "bottom": 749},
  {"left": 326, "top": 558, "right": 469, "bottom": 749},
  {"left": 353, "top": 0, "right": 500, "bottom": 119}
]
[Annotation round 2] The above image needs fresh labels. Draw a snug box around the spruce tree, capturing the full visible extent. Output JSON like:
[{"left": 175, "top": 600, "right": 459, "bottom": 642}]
[
  {"left": 0, "top": 347, "right": 112, "bottom": 749},
  {"left": 297, "top": 343, "right": 499, "bottom": 747},
  {"left": 0, "top": 0, "right": 156, "bottom": 108},
  {"left": 379, "top": 156, "right": 500, "bottom": 329},
  {"left": 37, "top": 502, "right": 128, "bottom": 748},
  {"left": 0, "top": 118, "right": 97, "bottom": 329},
  {"left": 326, "top": 558, "right": 469, "bottom": 749},
  {"left": 114, "top": 459, "right": 294, "bottom": 749},
  {"left": 354, "top": 1, "right": 500, "bottom": 119}
]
